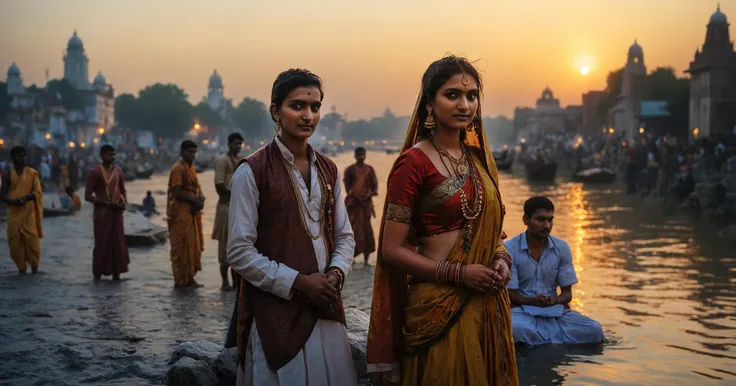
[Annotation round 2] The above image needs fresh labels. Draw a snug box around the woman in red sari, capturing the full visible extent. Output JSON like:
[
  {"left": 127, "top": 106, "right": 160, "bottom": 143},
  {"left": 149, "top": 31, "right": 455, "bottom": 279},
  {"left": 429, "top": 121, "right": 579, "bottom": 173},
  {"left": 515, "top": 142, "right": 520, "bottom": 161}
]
[{"left": 367, "top": 56, "right": 518, "bottom": 385}]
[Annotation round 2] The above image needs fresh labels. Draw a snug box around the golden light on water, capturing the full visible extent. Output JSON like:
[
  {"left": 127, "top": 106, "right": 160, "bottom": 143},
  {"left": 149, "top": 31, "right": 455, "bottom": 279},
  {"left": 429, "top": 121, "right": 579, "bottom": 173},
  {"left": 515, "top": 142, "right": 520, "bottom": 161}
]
[{"left": 568, "top": 184, "right": 589, "bottom": 314}]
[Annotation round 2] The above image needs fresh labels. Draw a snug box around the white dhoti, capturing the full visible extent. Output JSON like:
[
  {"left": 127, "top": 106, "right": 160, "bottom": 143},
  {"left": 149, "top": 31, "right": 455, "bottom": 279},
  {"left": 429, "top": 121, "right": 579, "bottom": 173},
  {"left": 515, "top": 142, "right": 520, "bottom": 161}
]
[{"left": 237, "top": 319, "right": 357, "bottom": 386}]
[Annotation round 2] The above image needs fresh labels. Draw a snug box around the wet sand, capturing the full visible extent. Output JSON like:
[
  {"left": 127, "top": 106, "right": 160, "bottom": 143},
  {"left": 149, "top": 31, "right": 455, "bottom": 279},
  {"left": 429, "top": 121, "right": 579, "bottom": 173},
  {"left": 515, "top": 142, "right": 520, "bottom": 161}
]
[{"left": 1, "top": 152, "right": 734, "bottom": 385}]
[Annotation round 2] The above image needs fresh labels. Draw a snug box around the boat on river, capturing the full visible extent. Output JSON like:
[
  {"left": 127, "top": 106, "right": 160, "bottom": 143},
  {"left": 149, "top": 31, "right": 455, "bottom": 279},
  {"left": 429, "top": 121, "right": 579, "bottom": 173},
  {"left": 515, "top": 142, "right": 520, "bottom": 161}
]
[
  {"left": 494, "top": 154, "right": 514, "bottom": 171},
  {"left": 525, "top": 161, "right": 557, "bottom": 182},
  {"left": 573, "top": 167, "right": 617, "bottom": 184},
  {"left": 134, "top": 165, "right": 154, "bottom": 179}
]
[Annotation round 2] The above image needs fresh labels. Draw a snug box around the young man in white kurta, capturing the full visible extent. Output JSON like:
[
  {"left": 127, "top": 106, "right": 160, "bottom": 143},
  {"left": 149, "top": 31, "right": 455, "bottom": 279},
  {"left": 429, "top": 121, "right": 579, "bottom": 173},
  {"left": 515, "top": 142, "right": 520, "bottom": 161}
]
[{"left": 228, "top": 137, "right": 357, "bottom": 386}]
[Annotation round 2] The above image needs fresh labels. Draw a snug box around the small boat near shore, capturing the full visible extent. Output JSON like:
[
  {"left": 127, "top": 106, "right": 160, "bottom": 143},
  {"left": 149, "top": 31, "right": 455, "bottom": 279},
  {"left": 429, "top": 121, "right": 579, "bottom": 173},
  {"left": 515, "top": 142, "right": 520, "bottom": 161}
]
[
  {"left": 134, "top": 168, "right": 154, "bottom": 179},
  {"left": 525, "top": 162, "right": 557, "bottom": 182},
  {"left": 573, "top": 167, "right": 617, "bottom": 184},
  {"left": 495, "top": 156, "right": 514, "bottom": 171}
]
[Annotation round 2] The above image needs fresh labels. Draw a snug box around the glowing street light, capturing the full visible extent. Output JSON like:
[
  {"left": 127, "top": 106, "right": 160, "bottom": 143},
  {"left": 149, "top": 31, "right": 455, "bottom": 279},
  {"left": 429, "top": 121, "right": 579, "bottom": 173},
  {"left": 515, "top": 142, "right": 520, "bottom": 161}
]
[
  {"left": 639, "top": 128, "right": 644, "bottom": 134},
  {"left": 203, "top": 139, "right": 210, "bottom": 145},
  {"left": 45, "top": 133, "right": 51, "bottom": 140},
  {"left": 0, "top": 139, "right": 4, "bottom": 146},
  {"left": 97, "top": 127, "right": 105, "bottom": 135},
  {"left": 80, "top": 142, "right": 86, "bottom": 148},
  {"left": 608, "top": 128, "right": 615, "bottom": 134},
  {"left": 194, "top": 123, "right": 201, "bottom": 131},
  {"left": 693, "top": 128, "right": 700, "bottom": 137},
  {"left": 93, "top": 138, "right": 99, "bottom": 144},
  {"left": 520, "top": 138, "right": 526, "bottom": 144},
  {"left": 69, "top": 141, "right": 76, "bottom": 148}
]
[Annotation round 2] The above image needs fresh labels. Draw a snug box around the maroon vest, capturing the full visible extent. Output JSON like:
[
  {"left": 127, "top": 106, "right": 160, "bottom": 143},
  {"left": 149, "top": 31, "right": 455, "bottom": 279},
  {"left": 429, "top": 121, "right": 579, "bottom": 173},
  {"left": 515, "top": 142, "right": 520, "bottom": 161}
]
[{"left": 236, "top": 141, "right": 346, "bottom": 370}]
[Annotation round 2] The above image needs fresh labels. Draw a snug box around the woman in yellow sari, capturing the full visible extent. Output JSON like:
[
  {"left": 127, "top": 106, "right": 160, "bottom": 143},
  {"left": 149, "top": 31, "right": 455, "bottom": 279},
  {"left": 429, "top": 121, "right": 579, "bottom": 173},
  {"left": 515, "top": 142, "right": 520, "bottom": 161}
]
[{"left": 367, "top": 56, "right": 518, "bottom": 385}]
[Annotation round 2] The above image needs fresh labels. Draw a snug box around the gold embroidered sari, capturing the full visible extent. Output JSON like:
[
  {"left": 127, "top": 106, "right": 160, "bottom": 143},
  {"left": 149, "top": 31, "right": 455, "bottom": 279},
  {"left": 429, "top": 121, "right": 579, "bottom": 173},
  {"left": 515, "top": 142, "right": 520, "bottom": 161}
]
[{"left": 367, "top": 96, "right": 518, "bottom": 386}]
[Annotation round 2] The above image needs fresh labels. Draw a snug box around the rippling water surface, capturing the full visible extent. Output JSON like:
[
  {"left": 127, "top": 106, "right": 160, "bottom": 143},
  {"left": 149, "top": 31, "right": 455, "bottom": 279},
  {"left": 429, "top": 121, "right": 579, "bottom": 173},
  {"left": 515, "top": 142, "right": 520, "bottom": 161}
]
[{"left": 1, "top": 151, "right": 734, "bottom": 385}]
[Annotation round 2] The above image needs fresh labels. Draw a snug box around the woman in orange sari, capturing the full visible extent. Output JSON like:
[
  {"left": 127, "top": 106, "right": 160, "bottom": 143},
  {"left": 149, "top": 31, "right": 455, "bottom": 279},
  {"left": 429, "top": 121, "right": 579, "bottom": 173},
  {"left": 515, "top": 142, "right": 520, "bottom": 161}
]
[{"left": 367, "top": 56, "right": 518, "bottom": 385}]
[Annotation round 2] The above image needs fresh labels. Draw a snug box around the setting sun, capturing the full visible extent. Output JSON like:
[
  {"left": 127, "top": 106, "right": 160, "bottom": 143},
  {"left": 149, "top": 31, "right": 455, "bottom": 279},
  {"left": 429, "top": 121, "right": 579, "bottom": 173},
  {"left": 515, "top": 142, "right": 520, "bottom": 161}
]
[{"left": 580, "top": 66, "right": 590, "bottom": 75}]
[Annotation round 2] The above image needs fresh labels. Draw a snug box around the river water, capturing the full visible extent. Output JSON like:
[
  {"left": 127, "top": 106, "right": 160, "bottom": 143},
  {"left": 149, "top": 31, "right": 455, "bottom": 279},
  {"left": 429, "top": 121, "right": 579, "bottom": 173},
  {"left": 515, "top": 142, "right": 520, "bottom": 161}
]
[{"left": 0, "top": 151, "right": 734, "bottom": 386}]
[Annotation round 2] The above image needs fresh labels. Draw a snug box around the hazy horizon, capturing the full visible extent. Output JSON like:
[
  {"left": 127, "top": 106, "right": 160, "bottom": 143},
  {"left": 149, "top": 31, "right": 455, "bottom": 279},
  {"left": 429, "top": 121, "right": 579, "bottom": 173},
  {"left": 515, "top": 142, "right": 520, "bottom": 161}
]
[{"left": 1, "top": 0, "right": 733, "bottom": 119}]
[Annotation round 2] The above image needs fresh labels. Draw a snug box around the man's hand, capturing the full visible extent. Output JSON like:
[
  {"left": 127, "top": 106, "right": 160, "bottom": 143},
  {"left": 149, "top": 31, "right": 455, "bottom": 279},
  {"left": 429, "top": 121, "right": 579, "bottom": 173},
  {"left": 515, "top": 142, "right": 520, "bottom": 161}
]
[
  {"left": 326, "top": 270, "right": 340, "bottom": 289},
  {"left": 294, "top": 273, "right": 338, "bottom": 309},
  {"left": 532, "top": 294, "right": 556, "bottom": 307}
]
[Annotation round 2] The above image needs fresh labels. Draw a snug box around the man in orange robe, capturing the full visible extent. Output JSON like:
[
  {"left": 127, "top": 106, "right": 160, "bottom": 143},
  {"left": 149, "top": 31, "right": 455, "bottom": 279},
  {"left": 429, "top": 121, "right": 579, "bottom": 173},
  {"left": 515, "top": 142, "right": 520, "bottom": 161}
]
[
  {"left": 343, "top": 147, "right": 378, "bottom": 264},
  {"left": 1, "top": 146, "right": 43, "bottom": 273},
  {"left": 167, "top": 140, "right": 205, "bottom": 287}
]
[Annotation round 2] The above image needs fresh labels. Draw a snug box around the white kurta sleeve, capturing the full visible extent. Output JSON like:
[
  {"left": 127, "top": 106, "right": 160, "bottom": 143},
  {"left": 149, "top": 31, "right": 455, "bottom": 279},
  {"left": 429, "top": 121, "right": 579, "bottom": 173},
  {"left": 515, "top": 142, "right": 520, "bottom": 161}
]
[
  {"left": 328, "top": 172, "right": 355, "bottom": 277},
  {"left": 227, "top": 163, "right": 299, "bottom": 300}
]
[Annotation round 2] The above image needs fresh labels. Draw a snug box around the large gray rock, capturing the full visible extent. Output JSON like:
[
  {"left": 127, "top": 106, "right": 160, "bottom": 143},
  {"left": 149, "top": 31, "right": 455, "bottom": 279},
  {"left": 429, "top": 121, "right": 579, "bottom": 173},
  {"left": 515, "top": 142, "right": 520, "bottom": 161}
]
[
  {"left": 170, "top": 340, "right": 224, "bottom": 366},
  {"left": 212, "top": 347, "right": 238, "bottom": 386},
  {"left": 345, "top": 308, "right": 370, "bottom": 381},
  {"left": 166, "top": 357, "right": 218, "bottom": 386}
]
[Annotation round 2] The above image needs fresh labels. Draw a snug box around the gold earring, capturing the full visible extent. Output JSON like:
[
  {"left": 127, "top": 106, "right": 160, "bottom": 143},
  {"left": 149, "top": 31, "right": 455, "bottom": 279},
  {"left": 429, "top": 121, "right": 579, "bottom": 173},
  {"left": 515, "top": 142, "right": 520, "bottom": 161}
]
[
  {"left": 424, "top": 113, "right": 436, "bottom": 130},
  {"left": 275, "top": 122, "right": 282, "bottom": 135}
]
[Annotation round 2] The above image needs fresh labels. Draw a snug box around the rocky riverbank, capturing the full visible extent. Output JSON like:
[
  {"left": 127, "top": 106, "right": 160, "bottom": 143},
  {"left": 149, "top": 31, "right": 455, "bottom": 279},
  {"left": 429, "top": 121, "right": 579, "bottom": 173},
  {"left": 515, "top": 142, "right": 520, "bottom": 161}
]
[{"left": 164, "top": 309, "right": 371, "bottom": 386}]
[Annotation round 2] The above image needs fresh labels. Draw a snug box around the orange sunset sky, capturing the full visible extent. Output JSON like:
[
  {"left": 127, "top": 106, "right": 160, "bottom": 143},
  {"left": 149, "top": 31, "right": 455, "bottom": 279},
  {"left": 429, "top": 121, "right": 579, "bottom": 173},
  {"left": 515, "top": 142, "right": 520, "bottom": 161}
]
[{"left": 1, "top": 0, "right": 733, "bottom": 119}]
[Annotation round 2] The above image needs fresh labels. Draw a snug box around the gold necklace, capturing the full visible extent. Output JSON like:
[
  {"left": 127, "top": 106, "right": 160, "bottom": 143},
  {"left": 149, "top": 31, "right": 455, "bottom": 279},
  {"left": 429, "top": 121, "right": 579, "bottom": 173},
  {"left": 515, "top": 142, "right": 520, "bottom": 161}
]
[
  {"left": 431, "top": 138, "right": 468, "bottom": 176},
  {"left": 431, "top": 140, "right": 484, "bottom": 251},
  {"left": 282, "top": 158, "right": 326, "bottom": 240}
]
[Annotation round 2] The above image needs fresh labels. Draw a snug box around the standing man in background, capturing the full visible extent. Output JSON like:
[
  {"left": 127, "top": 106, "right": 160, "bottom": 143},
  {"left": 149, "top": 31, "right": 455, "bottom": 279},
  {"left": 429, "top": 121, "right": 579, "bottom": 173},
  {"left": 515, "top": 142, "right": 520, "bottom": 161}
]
[
  {"left": 344, "top": 147, "right": 378, "bottom": 264},
  {"left": 85, "top": 145, "right": 130, "bottom": 281},
  {"left": 1, "top": 146, "right": 44, "bottom": 274},
  {"left": 167, "top": 140, "right": 205, "bottom": 288},
  {"left": 213, "top": 133, "right": 244, "bottom": 290}
]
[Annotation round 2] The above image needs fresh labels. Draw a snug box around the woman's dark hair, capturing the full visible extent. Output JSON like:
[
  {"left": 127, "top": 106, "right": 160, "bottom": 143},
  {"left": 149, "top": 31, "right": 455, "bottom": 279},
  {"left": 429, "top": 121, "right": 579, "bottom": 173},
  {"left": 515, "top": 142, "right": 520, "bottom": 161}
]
[
  {"left": 99, "top": 144, "right": 115, "bottom": 156},
  {"left": 417, "top": 55, "right": 482, "bottom": 140},
  {"left": 180, "top": 140, "right": 198, "bottom": 153},
  {"left": 270, "top": 69, "right": 323, "bottom": 122},
  {"left": 523, "top": 196, "right": 554, "bottom": 218}
]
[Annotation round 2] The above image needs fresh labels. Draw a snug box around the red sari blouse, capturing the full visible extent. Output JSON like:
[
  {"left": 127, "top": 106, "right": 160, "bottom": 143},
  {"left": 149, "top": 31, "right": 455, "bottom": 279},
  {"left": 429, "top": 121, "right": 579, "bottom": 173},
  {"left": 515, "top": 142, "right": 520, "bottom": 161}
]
[{"left": 385, "top": 147, "right": 478, "bottom": 238}]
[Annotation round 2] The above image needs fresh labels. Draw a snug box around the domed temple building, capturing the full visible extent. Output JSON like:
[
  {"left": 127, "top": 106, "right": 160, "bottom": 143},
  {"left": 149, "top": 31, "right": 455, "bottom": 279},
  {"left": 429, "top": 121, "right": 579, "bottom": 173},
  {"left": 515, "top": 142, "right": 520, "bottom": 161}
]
[
  {"left": 609, "top": 40, "right": 650, "bottom": 136},
  {"left": 686, "top": 5, "right": 736, "bottom": 138},
  {"left": 4, "top": 30, "right": 115, "bottom": 147},
  {"left": 514, "top": 86, "right": 582, "bottom": 142}
]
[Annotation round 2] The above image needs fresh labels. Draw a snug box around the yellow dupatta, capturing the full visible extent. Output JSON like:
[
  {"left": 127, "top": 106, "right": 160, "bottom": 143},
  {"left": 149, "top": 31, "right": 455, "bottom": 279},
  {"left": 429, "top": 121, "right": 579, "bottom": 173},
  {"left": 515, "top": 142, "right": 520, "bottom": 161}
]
[{"left": 366, "top": 91, "right": 515, "bottom": 384}]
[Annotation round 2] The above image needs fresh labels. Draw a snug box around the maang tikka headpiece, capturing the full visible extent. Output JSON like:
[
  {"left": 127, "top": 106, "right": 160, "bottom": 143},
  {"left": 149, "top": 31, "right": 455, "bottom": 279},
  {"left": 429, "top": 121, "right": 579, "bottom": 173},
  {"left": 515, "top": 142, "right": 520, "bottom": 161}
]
[{"left": 461, "top": 73, "right": 470, "bottom": 86}]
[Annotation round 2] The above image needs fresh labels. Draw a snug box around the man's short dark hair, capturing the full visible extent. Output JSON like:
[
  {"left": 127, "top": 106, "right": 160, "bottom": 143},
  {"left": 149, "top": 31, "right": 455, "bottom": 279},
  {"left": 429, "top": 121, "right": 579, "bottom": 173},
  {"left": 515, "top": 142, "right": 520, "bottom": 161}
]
[
  {"left": 10, "top": 146, "right": 25, "bottom": 158},
  {"left": 355, "top": 147, "right": 366, "bottom": 154},
  {"left": 523, "top": 196, "right": 554, "bottom": 218},
  {"left": 228, "top": 133, "right": 244, "bottom": 144},
  {"left": 100, "top": 144, "right": 115, "bottom": 156},
  {"left": 180, "top": 140, "right": 198, "bottom": 152}
]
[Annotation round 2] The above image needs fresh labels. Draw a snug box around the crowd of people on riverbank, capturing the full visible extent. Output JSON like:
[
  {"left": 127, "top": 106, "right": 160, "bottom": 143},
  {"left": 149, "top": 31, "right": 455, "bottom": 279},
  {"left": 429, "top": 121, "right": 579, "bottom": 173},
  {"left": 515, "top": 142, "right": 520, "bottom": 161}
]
[{"left": 2, "top": 58, "right": 610, "bottom": 386}]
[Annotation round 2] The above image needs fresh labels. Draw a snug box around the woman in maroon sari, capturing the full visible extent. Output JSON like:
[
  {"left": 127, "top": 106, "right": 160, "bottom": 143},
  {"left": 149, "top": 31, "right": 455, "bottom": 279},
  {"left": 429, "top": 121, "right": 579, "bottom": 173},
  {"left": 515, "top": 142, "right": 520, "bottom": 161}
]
[
  {"left": 85, "top": 145, "right": 130, "bottom": 281},
  {"left": 367, "top": 56, "right": 518, "bottom": 385}
]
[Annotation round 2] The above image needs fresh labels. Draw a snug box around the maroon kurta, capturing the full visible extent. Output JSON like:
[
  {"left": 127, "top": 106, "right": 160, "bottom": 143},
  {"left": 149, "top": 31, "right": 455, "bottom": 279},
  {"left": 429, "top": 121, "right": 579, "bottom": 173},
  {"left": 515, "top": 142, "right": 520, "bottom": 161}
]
[{"left": 85, "top": 165, "right": 130, "bottom": 277}]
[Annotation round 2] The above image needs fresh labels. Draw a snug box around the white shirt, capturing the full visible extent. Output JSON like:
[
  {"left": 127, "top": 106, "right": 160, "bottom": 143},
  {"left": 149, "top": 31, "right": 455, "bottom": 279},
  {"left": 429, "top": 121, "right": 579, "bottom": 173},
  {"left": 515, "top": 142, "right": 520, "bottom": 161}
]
[
  {"left": 40, "top": 162, "right": 51, "bottom": 179},
  {"left": 228, "top": 138, "right": 357, "bottom": 386}
]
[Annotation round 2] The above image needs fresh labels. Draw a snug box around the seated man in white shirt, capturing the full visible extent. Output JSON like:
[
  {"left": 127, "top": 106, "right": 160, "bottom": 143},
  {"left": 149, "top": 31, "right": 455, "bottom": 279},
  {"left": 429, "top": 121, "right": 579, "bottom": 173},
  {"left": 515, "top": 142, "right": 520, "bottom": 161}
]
[{"left": 505, "top": 196, "right": 604, "bottom": 346}]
